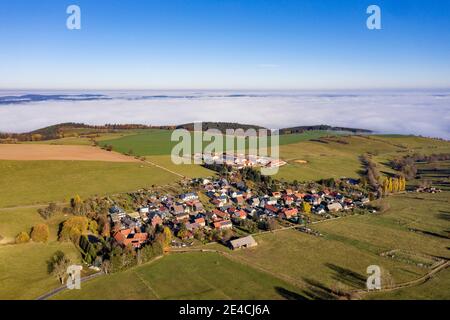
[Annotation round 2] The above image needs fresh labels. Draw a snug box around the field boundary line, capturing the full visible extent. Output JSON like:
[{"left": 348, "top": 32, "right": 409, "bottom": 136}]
[
  {"left": 0, "top": 202, "right": 67, "bottom": 212},
  {"left": 143, "top": 159, "right": 185, "bottom": 179},
  {"left": 170, "top": 249, "right": 312, "bottom": 294},
  {"left": 134, "top": 270, "right": 161, "bottom": 299}
]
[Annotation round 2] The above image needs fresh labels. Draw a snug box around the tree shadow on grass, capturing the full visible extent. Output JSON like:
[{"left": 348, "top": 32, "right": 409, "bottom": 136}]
[
  {"left": 299, "top": 278, "right": 338, "bottom": 300},
  {"left": 410, "top": 228, "right": 450, "bottom": 240},
  {"left": 275, "top": 287, "right": 309, "bottom": 300},
  {"left": 325, "top": 263, "right": 366, "bottom": 289},
  {"left": 436, "top": 211, "right": 450, "bottom": 221}
]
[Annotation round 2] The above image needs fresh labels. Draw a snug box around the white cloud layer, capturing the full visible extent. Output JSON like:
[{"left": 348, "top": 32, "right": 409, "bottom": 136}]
[{"left": 0, "top": 91, "right": 449, "bottom": 139}]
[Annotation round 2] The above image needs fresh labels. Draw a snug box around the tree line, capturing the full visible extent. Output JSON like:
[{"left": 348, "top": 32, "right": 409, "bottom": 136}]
[{"left": 390, "top": 153, "right": 450, "bottom": 180}]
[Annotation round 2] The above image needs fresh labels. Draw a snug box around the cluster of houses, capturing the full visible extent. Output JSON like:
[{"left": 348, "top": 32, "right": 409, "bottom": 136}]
[
  {"left": 195, "top": 153, "right": 287, "bottom": 170},
  {"left": 108, "top": 177, "right": 369, "bottom": 250},
  {"left": 202, "top": 177, "right": 369, "bottom": 220},
  {"left": 415, "top": 186, "right": 442, "bottom": 193}
]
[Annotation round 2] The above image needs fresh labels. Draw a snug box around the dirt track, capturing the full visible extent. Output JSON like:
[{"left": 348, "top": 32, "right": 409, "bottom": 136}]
[{"left": 0, "top": 144, "right": 139, "bottom": 162}]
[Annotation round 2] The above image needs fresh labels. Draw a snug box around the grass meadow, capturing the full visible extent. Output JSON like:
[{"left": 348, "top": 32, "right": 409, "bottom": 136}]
[
  {"left": 99, "top": 129, "right": 350, "bottom": 156},
  {"left": 0, "top": 207, "right": 67, "bottom": 244},
  {"left": 367, "top": 268, "right": 450, "bottom": 300},
  {"left": 54, "top": 252, "right": 307, "bottom": 300},
  {"left": 0, "top": 160, "right": 180, "bottom": 208},
  {"left": 0, "top": 242, "right": 80, "bottom": 300},
  {"left": 276, "top": 135, "right": 450, "bottom": 182}
]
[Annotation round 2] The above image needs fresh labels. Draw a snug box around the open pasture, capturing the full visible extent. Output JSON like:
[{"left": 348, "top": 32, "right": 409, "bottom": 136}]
[
  {"left": 54, "top": 252, "right": 307, "bottom": 300},
  {"left": 0, "top": 160, "right": 179, "bottom": 207}
]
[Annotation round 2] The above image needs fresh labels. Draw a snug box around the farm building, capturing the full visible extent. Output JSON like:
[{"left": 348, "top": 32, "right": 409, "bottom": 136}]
[{"left": 230, "top": 236, "right": 258, "bottom": 250}]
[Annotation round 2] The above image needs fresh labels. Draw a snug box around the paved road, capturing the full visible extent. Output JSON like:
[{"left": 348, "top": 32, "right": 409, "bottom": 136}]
[
  {"left": 354, "top": 260, "right": 449, "bottom": 297},
  {"left": 35, "top": 272, "right": 104, "bottom": 300}
]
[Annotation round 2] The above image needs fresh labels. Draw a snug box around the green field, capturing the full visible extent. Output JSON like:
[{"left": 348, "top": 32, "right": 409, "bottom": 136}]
[
  {"left": 100, "top": 129, "right": 175, "bottom": 155},
  {"left": 276, "top": 135, "right": 450, "bottom": 182},
  {"left": 145, "top": 155, "right": 215, "bottom": 178},
  {"left": 0, "top": 160, "right": 180, "bottom": 208},
  {"left": 222, "top": 189, "right": 449, "bottom": 299},
  {"left": 0, "top": 207, "right": 67, "bottom": 244},
  {"left": 100, "top": 130, "right": 450, "bottom": 182},
  {"left": 367, "top": 268, "right": 450, "bottom": 300},
  {"left": 54, "top": 252, "right": 307, "bottom": 300},
  {"left": 229, "top": 228, "right": 426, "bottom": 294},
  {"left": 63, "top": 129, "right": 450, "bottom": 183},
  {"left": 0, "top": 242, "right": 80, "bottom": 299},
  {"left": 99, "top": 129, "right": 349, "bottom": 156},
  {"left": 0, "top": 203, "right": 84, "bottom": 299}
]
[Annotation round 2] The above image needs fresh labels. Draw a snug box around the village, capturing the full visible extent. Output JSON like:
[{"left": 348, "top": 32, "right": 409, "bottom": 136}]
[{"left": 108, "top": 172, "right": 372, "bottom": 252}]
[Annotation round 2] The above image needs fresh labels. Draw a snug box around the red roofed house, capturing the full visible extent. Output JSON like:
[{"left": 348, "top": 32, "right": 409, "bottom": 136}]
[
  {"left": 233, "top": 209, "right": 247, "bottom": 220},
  {"left": 234, "top": 195, "right": 245, "bottom": 205},
  {"left": 213, "top": 209, "right": 230, "bottom": 220},
  {"left": 285, "top": 189, "right": 294, "bottom": 195},
  {"left": 271, "top": 191, "right": 282, "bottom": 199},
  {"left": 213, "top": 220, "right": 233, "bottom": 230},
  {"left": 264, "top": 204, "right": 280, "bottom": 214},
  {"left": 150, "top": 214, "right": 163, "bottom": 228},
  {"left": 194, "top": 217, "right": 206, "bottom": 227},
  {"left": 294, "top": 193, "right": 306, "bottom": 200},
  {"left": 280, "top": 208, "right": 298, "bottom": 220},
  {"left": 282, "top": 195, "right": 295, "bottom": 205},
  {"left": 114, "top": 229, "right": 148, "bottom": 248}
]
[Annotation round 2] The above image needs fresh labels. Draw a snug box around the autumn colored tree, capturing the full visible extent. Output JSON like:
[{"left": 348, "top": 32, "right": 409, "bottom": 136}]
[
  {"left": 399, "top": 176, "right": 406, "bottom": 191},
  {"left": 382, "top": 178, "right": 389, "bottom": 195},
  {"left": 71, "top": 194, "right": 83, "bottom": 215},
  {"left": 392, "top": 178, "right": 399, "bottom": 193},
  {"left": 31, "top": 133, "right": 43, "bottom": 141},
  {"left": 31, "top": 224, "right": 50, "bottom": 243},
  {"left": 15, "top": 231, "right": 30, "bottom": 244},
  {"left": 301, "top": 202, "right": 312, "bottom": 215},
  {"left": 177, "top": 228, "right": 190, "bottom": 240},
  {"left": 101, "top": 221, "right": 111, "bottom": 237},
  {"left": 59, "top": 216, "right": 89, "bottom": 242},
  {"left": 163, "top": 227, "right": 172, "bottom": 249},
  {"left": 88, "top": 220, "right": 99, "bottom": 234}
]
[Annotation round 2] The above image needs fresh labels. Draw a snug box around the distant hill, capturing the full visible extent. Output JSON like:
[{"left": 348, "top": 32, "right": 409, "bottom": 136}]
[
  {"left": 0, "top": 123, "right": 155, "bottom": 142},
  {"left": 279, "top": 125, "right": 372, "bottom": 135},
  {"left": 176, "top": 122, "right": 268, "bottom": 134},
  {"left": 29, "top": 123, "right": 153, "bottom": 136},
  {"left": 1, "top": 122, "right": 372, "bottom": 143}
]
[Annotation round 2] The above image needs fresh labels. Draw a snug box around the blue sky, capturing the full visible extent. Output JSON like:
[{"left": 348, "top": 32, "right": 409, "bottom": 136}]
[{"left": 1, "top": 0, "right": 450, "bottom": 90}]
